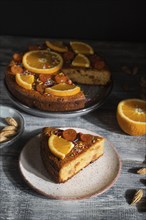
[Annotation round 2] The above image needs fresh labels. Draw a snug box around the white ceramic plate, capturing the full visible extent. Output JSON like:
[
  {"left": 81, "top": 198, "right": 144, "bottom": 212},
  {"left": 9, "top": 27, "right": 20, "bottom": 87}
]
[{"left": 19, "top": 128, "right": 122, "bottom": 200}]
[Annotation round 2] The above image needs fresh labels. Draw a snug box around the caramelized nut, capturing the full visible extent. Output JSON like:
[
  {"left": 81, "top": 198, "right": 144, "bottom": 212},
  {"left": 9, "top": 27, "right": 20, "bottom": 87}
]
[
  {"left": 11, "top": 65, "right": 23, "bottom": 75},
  {"left": 80, "top": 134, "right": 93, "bottom": 143},
  {"left": 63, "top": 129, "right": 77, "bottom": 141},
  {"left": 54, "top": 73, "right": 68, "bottom": 83},
  {"left": 13, "top": 53, "right": 22, "bottom": 63},
  {"left": 39, "top": 74, "right": 52, "bottom": 83},
  {"left": 36, "top": 83, "right": 45, "bottom": 94},
  {"left": 63, "top": 51, "right": 74, "bottom": 61}
]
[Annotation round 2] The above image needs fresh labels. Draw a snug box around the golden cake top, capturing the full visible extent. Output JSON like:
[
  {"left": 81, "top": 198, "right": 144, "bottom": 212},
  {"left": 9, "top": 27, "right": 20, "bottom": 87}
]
[
  {"left": 43, "top": 127, "right": 103, "bottom": 160},
  {"left": 8, "top": 40, "right": 107, "bottom": 96}
]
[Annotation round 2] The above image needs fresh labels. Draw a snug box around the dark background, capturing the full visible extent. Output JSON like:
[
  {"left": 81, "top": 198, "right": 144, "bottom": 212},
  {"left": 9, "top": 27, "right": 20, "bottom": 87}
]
[{"left": 0, "top": 0, "right": 146, "bottom": 42}]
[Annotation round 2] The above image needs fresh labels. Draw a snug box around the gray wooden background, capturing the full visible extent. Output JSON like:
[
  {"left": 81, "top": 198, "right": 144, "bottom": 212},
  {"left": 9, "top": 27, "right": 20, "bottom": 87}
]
[{"left": 0, "top": 36, "right": 146, "bottom": 220}]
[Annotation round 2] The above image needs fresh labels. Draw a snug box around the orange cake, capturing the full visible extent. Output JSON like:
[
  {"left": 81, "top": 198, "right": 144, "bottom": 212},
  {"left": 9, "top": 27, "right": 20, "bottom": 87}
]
[
  {"left": 40, "top": 127, "right": 105, "bottom": 183},
  {"left": 5, "top": 40, "right": 111, "bottom": 112}
]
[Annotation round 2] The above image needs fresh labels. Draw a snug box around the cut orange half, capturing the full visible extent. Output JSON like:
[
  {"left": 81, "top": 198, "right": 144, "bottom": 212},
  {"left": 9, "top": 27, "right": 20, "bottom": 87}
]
[
  {"left": 16, "top": 73, "right": 34, "bottom": 90},
  {"left": 48, "top": 134, "right": 74, "bottom": 159},
  {"left": 117, "top": 99, "right": 146, "bottom": 136},
  {"left": 70, "top": 41, "right": 94, "bottom": 54},
  {"left": 46, "top": 40, "right": 68, "bottom": 53},
  {"left": 22, "top": 50, "right": 63, "bottom": 74},
  {"left": 72, "top": 54, "right": 90, "bottom": 68},
  {"left": 45, "top": 83, "right": 80, "bottom": 96}
]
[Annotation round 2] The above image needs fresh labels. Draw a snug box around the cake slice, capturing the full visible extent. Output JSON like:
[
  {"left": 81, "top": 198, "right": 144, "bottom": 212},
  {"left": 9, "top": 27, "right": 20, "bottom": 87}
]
[
  {"left": 40, "top": 127, "right": 105, "bottom": 183},
  {"left": 62, "top": 67, "right": 111, "bottom": 86}
]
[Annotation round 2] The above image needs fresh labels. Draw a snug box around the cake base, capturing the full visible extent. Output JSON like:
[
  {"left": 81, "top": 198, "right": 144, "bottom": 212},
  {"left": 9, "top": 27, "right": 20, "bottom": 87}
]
[{"left": 5, "top": 71, "right": 86, "bottom": 112}]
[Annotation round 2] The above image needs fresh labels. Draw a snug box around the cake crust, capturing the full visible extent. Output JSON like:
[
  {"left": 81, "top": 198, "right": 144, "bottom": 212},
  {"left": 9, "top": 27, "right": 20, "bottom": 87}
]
[{"left": 5, "top": 70, "right": 86, "bottom": 111}]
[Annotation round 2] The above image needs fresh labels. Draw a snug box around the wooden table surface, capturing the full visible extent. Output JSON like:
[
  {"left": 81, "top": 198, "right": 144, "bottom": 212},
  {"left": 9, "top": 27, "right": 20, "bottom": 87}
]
[{"left": 0, "top": 36, "right": 146, "bottom": 220}]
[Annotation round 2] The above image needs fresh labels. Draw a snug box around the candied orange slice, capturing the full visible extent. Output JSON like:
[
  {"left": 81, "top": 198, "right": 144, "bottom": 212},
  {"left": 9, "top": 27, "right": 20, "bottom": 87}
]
[
  {"left": 16, "top": 73, "right": 34, "bottom": 90},
  {"left": 22, "top": 50, "right": 63, "bottom": 74},
  {"left": 72, "top": 54, "right": 90, "bottom": 68},
  {"left": 70, "top": 41, "right": 94, "bottom": 54},
  {"left": 46, "top": 40, "right": 68, "bottom": 53},
  {"left": 48, "top": 134, "right": 74, "bottom": 159},
  {"left": 45, "top": 83, "right": 80, "bottom": 96},
  {"left": 117, "top": 99, "right": 146, "bottom": 136}
]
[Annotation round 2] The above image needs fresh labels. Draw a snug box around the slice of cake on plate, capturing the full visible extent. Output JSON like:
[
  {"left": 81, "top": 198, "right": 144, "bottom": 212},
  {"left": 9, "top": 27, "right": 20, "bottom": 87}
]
[{"left": 40, "top": 127, "right": 105, "bottom": 183}]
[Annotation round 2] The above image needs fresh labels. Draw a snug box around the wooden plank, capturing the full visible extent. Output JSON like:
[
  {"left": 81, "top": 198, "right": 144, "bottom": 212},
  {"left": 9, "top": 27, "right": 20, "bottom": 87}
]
[{"left": 0, "top": 36, "right": 146, "bottom": 220}]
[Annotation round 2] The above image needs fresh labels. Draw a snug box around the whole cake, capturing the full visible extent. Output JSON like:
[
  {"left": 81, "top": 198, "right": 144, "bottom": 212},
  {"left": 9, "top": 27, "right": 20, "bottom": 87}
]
[
  {"left": 5, "top": 40, "right": 111, "bottom": 111},
  {"left": 40, "top": 127, "right": 105, "bottom": 183}
]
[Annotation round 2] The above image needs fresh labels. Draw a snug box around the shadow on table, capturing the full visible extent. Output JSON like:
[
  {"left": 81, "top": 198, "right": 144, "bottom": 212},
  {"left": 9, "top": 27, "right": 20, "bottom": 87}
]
[
  {"left": 143, "top": 155, "right": 146, "bottom": 164},
  {"left": 83, "top": 89, "right": 143, "bottom": 135},
  {"left": 82, "top": 92, "right": 125, "bottom": 135},
  {"left": 82, "top": 108, "right": 124, "bottom": 136},
  {"left": 140, "top": 178, "right": 146, "bottom": 186},
  {"left": 128, "top": 156, "right": 146, "bottom": 179},
  {"left": 125, "top": 189, "right": 146, "bottom": 213},
  {"left": 128, "top": 167, "right": 144, "bottom": 174},
  {"left": 1, "top": 129, "right": 50, "bottom": 200}
]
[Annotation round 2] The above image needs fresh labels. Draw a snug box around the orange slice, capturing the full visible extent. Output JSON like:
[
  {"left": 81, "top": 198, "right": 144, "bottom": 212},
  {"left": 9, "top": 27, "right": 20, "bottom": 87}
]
[
  {"left": 22, "top": 50, "right": 63, "bottom": 74},
  {"left": 70, "top": 41, "right": 94, "bottom": 54},
  {"left": 45, "top": 83, "right": 80, "bottom": 96},
  {"left": 48, "top": 134, "right": 74, "bottom": 159},
  {"left": 46, "top": 40, "right": 68, "bottom": 53},
  {"left": 117, "top": 99, "right": 146, "bottom": 136},
  {"left": 16, "top": 73, "right": 34, "bottom": 90},
  {"left": 72, "top": 54, "right": 90, "bottom": 68}
]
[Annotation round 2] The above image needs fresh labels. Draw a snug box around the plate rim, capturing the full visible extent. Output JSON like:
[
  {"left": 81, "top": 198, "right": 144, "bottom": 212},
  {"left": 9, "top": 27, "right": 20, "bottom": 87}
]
[
  {"left": 19, "top": 127, "right": 122, "bottom": 200},
  {"left": 4, "top": 79, "right": 113, "bottom": 118}
]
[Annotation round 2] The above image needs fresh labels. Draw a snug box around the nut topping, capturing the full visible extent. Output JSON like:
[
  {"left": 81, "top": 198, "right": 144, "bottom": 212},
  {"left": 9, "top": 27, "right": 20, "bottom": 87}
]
[{"left": 5, "top": 117, "right": 18, "bottom": 127}]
